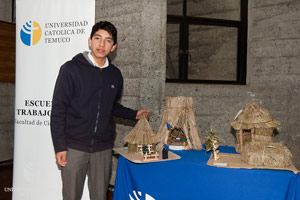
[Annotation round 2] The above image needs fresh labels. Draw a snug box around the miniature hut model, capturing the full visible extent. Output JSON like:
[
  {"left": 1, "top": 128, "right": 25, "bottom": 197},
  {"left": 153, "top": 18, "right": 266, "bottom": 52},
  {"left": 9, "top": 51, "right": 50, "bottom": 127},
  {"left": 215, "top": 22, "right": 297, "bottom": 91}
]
[
  {"left": 123, "top": 115, "right": 160, "bottom": 161},
  {"left": 156, "top": 96, "right": 202, "bottom": 150},
  {"left": 231, "top": 102, "right": 280, "bottom": 153}
]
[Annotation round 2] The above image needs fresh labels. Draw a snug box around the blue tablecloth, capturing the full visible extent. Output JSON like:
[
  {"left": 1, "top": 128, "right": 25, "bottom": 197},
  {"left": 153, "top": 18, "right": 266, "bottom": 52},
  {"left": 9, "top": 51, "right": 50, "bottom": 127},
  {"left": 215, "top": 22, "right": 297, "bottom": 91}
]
[{"left": 113, "top": 146, "right": 300, "bottom": 200}]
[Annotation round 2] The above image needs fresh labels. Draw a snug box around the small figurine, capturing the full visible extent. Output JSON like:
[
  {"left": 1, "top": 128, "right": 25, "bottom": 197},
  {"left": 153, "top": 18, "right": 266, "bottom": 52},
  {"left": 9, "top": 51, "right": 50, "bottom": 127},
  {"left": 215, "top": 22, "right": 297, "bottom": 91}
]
[
  {"left": 162, "top": 144, "right": 169, "bottom": 159},
  {"left": 205, "top": 130, "right": 220, "bottom": 160}
]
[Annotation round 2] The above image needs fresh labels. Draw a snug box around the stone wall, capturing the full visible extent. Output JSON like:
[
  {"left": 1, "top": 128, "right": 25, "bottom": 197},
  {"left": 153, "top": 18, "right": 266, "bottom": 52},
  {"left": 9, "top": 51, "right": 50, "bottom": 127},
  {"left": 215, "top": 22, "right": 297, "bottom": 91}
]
[
  {"left": 95, "top": 0, "right": 167, "bottom": 184},
  {"left": 248, "top": 0, "right": 300, "bottom": 167},
  {"left": 166, "top": 0, "right": 300, "bottom": 168},
  {"left": 0, "top": 0, "right": 13, "bottom": 23},
  {"left": 95, "top": 0, "right": 166, "bottom": 143},
  {"left": 0, "top": 83, "right": 14, "bottom": 162}
]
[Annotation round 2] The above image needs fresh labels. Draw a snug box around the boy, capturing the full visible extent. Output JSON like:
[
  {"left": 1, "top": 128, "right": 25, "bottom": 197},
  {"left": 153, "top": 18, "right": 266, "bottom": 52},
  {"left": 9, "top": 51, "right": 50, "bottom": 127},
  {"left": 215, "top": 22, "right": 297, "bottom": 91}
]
[{"left": 51, "top": 21, "right": 149, "bottom": 200}]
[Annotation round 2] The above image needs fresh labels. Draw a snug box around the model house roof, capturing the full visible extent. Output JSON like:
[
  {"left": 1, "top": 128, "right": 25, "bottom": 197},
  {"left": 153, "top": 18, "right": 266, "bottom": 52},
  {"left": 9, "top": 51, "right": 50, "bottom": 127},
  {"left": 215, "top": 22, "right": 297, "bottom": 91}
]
[
  {"left": 123, "top": 115, "right": 159, "bottom": 145},
  {"left": 231, "top": 102, "right": 280, "bottom": 130}
]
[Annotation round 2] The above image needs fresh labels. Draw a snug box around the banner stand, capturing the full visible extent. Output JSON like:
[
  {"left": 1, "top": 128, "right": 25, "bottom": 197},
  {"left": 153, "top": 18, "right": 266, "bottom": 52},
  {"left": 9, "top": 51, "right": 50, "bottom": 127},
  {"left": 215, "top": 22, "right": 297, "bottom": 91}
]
[{"left": 14, "top": 1, "right": 94, "bottom": 199}]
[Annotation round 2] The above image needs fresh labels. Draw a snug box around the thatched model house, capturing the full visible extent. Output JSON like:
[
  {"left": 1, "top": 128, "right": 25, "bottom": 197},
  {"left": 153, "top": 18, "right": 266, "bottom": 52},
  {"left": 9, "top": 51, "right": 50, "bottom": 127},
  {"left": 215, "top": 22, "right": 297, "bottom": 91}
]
[
  {"left": 231, "top": 102, "right": 294, "bottom": 167},
  {"left": 231, "top": 102, "right": 280, "bottom": 153},
  {"left": 123, "top": 115, "right": 160, "bottom": 161},
  {"left": 156, "top": 96, "right": 202, "bottom": 150}
]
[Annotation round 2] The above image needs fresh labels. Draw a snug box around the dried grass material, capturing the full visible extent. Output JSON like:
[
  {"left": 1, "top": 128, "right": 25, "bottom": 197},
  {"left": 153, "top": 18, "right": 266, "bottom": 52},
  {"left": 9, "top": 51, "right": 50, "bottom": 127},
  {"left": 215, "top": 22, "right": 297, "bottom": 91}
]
[
  {"left": 235, "top": 131, "right": 252, "bottom": 152},
  {"left": 252, "top": 134, "right": 273, "bottom": 142},
  {"left": 255, "top": 128, "right": 273, "bottom": 136},
  {"left": 241, "top": 142, "right": 293, "bottom": 167},
  {"left": 252, "top": 128, "right": 274, "bottom": 142},
  {"left": 231, "top": 102, "right": 280, "bottom": 130},
  {"left": 156, "top": 96, "right": 202, "bottom": 150},
  {"left": 123, "top": 115, "right": 159, "bottom": 145}
]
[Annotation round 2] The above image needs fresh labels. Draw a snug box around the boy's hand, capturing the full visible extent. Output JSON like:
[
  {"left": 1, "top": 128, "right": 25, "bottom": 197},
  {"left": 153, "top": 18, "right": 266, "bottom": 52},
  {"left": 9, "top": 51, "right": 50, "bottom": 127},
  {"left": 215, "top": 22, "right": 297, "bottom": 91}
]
[
  {"left": 136, "top": 109, "right": 149, "bottom": 119},
  {"left": 56, "top": 151, "right": 67, "bottom": 167}
]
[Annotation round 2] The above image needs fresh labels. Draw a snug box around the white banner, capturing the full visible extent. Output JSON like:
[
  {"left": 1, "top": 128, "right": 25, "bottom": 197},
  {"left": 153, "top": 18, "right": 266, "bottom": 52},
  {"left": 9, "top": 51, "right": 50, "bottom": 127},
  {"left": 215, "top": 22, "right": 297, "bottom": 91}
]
[{"left": 13, "top": 0, "right": 94, "bottom": 199}]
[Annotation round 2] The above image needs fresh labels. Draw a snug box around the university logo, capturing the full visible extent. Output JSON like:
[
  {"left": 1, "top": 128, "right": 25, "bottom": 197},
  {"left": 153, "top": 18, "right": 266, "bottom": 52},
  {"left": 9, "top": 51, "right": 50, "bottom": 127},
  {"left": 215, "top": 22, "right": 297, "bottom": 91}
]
[
  {"left": 129, "top": 190, "right": 155, "bottom": 200},
  {"left": 20, "top": 21, "right": 42, "bottom": 46}
]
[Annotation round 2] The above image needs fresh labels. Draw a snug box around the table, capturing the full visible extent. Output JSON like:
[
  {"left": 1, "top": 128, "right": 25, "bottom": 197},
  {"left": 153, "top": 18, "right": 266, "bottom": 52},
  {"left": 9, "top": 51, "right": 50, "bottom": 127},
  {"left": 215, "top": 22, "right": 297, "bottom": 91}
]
[{"left": 113, "top": 146, "right": 300, "bottom": 200}]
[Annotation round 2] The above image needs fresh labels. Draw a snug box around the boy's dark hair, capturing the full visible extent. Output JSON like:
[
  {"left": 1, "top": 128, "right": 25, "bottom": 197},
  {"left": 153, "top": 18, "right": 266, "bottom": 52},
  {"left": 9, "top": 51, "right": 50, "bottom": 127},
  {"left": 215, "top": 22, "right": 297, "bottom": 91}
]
[{"left": 90, "top": 21, "right": 117, "bottom": 45}]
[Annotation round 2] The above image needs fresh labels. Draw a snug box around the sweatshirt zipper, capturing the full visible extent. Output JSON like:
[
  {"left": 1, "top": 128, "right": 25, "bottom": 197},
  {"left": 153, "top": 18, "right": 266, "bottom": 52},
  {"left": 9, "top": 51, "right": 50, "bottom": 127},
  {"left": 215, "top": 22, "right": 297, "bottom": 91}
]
[{"left": 90, "top": 68, "right": 102, "bottom": 152}]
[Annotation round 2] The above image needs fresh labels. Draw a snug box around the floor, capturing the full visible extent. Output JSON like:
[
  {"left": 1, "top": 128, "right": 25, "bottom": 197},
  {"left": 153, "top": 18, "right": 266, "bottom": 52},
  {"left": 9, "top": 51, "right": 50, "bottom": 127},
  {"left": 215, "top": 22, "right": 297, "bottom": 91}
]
[
  {"left": 0, "top": 161, "right": 113, "bottom": 200},
  {"left": 0, "top": 161, "right": 13, "bottom": 200}
]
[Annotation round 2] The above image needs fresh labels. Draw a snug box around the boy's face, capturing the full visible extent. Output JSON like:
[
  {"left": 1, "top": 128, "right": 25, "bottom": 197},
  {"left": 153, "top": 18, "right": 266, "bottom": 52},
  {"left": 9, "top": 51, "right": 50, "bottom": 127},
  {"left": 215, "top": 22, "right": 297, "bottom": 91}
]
[{"left": 88, "top": 29, "right": 117, "bottom": 63}]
